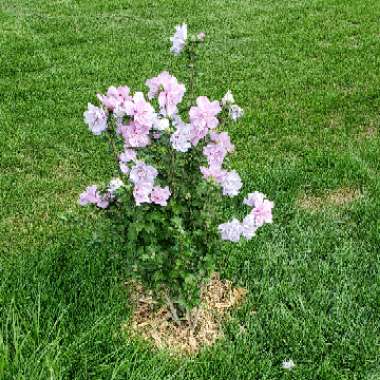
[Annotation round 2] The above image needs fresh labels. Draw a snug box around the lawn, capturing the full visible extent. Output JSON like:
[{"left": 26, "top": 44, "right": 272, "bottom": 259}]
[{"left": 1, "top": 0, "right": 380, "bottom": 378}]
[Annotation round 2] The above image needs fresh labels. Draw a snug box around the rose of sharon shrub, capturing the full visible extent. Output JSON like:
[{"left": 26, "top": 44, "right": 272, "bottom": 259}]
[{"left": 79, "top": 24, "right": 273, "bottom": 314}]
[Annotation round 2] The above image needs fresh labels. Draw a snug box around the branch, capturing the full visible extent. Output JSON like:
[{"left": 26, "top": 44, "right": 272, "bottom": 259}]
[{"left": 164, "top": 293, "right": 181, "bottom": 326}]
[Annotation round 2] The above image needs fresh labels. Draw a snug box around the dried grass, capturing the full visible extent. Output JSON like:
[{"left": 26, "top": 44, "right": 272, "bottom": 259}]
[
  {"left": 123, "top": 274, "right": 247, "bottom": 355},
  {"left": 298, "top": 187, "right": 361, "bottom": 211},
  {"left": 360, "top": 126, "right": 378, "bottom": 139}
]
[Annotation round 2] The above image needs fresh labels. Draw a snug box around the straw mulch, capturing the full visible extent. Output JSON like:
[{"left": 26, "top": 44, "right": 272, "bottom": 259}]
[{"left": 124, "top": 274, "right": 247, "bottom": 355}]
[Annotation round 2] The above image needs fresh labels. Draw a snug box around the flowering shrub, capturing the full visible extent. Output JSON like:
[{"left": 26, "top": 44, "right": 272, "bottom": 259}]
[{"left": 79, "top": 25, "right": 273, "bottom": 316}]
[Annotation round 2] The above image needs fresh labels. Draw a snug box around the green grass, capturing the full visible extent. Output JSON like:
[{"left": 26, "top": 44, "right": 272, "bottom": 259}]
[{"left": 1, "top": 0, "right": 380, "bottom": 378}]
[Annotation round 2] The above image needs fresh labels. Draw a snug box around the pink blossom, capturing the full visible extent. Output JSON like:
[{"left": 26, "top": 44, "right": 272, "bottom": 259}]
[
  {"left": 197, "top": 32, "right": 206, "bottom": 42},
  {"left": 146, "top": 71, "right": 171, "bottom": 99},
  {"left": 83, "top": 103, "right": 108, "bottom": 135},
  {"left": 221, "top": 170, "right": 242, "bottom": 197},
  {"left": 221, "top": 90, "right": 235, "bottom": 106},
  {"left": 97, "top": 86, "right": 131, "bottom": 112},
  {"left": 246, "top": 192, "right": 274, "bottom": 227},
  {"left": 210, "top": 131, "right": 235, "bottom": 153},
  {"left": 241, "top": 214, "right": 257, "bottom": 240},
  {"left": 189, "top": 96, "right": 221, "bottom": 130},
  {"left": 170, "top": 124, "right": 192, "bottom": 152},
  {"left": 114, "top": 86, "right": 130, "bottom": 100},
  {"left": 172, "top": 114, "right": 186, "bottom": 127},
  {"left": 119, "top": 162, "right": 130, "bottom": 174},
  {"left": 158, "top": 82, "right": 185, "bottom": 116},
  {"left": 117, "top": 122, "right": 149, "bottom": 138},
  {"left": 118, "top": 122, "right": 151, "bottom": 148},
  {"left": 118, "top": 149, "right": 135, "bottom": 174},
  {"left": 146, "top": 72, "right": 185, "bottom": 116},
  {"left": 96, "top": 195, "right": 110, "bottom": 209},
  {"left": 79, "top": 185, "right": 109, "bottom": 209},
  {"left": 170, "top": 23, "right": 187, "bottom": 55},
  {"left": 152, "top": 114, "right": 170, "bottom": 131},
  {"left": 203, "top": 143, "right": 227, "bottom": 167},
  {"left": 108, "top": 178, "right": 124, "bottom": 194},
  {"left": 150, "top": 186, "right": 171, "bottom": 206},
  {"left": 189, "top": 123, "right": 209, "bottom": 146},
  {"left": 145, "top": 73, "right": 166, "bottom": 99},
  {"left": 119, "top": 149, "right": 137, "bottom": 163},
  {"left": 200, "top": 166, "right": 227, "bottom": 183},
  {"left": 79, "top": 185, "right": 99, "bottom": 206},
  {"left": 218, "top": 219, "right": 242, "bottom": 242},
  {"left": 229, "top": 104, "right": 244, "bottom": 121},
  {"left": 133, "top": 182, "right": 153, "bottom": 206},
  {"left": 243, "top": 192, "right": 263, "bottom": 207},
  {"left": 123, "top": 92, "right": 155, "bottom": 129},
  {"left": 127, "top": 133, "right": 151, "bottom": 148},
  {"left": 129, "top": 161, "right": 158, "bottom": 185}
]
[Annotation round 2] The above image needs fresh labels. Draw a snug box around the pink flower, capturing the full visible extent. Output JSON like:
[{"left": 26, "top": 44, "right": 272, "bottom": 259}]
[
  {"left": 83, "top": 104, "right": 108, "bottom": 135},
  {"left": 158, "top": 82, "right": 185, "bottom": 117},
  {"left": 79, "top": 185, "right": 109, "bottom": 209},
  {"left": 243, "top": 192, "right": 263, "bottom": 207},
  {"left": 96, "top": 195, "right": 110, "bottom": 209},
  {"left": 79, "top": 185, "right": 99, "bottom": 206},
  {"left": 170, "top": 23, "right": 187, "bottom": 55},
  {"left": 116, "top": 86, "right": 131, "bottom": 100},
  {"left": 172, "top": 114, "right": 186, "bottom": 127},
  {"left": 221, "top": 170, "right": 242, "bottom": 197},
  {"left": 203, "top": 143, "right": 227, "bottom": 167},
  {"left": 119, "top": 149, "right": 137, "bottom": 163},
  {"left": 210, "top": 131, "right": 235, "bottom": 153},
  {"left": 241, "top": 214, "right": 257, "bottom": 240},
  {"left": 150, "top": 186, "right": 171, "bottom": 206},
  {"left": 170, "top": 124, "right": 192, "bottom": 152},
  {"left": 129, "top": 161, "right": 158, "bottom": 185},
  {"left": 108, "top": 178, "right": 124, "bottom": 194},
  {"left": 229, "top": 104, "right": 244, "bottom": 121},
  {"left": 145, "top": 74, "right": 165, "bottom": 99},
  {"left": 118, "top": 122, "right": 151, "bottom": 148},
  {"left": 152, "top": 114, "right": 170, "bottom": 131},
  {"left": 118, "top": 121, "right": 150, "bottom": 137},
  {"left": 97, "top": 86, "right": 131, "bottom": 112},
  {"left": 189, "top": 123, "right": 209, "bottom": 146},
  {"left": 123, "top": 92, "right": 155, "bottom": 129},
  {"left": 128, "top": 133, "right": 151, "bottom": 148},
  {"left": 221, "top": 90, "right": 235, "bottom": 106},
  {"left": 197, "top": 32, "right": 206, "bottom": 42},
  {"left": 119, "top": 162, "right": 130, "bottom": 174},
  {"left": 219, "top": 90, "right": 244, "bottom": 121},
  {"left": 133, "top": 182, "right": 153, "bottom": 206},
  {"left": 189, "top": 96, "right": 221, "bottom": 130},
  {"left": 146, "top": 71, "right": 170, "bottom": 98},
  {"left": 246, "top": 192, "right": 274, "bottom": 227},
  {"left": 118, "top": 148, "right": 135, "bottom": 174},
  {"left": 200, "top": 166, "right": 227, "bottom": 183},
  {"left": 146, "top": 72, "right": 185, "bottom": 116},
  {"left": 218, "top": 219, "right": 242, "bottom": 242}
]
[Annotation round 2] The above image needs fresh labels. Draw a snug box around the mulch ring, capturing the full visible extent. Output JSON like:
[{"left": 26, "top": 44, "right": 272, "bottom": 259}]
[{"left": 123, "top": 274, "right": 247, "bottom": 355}]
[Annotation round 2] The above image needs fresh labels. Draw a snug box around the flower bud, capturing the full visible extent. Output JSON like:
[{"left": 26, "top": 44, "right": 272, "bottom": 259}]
[
  {"left": 221, "top": 90, "right": 235, "bottom": 106},
  {"left": 197, "top": 32, "right": 206, "bottom": 42}
]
